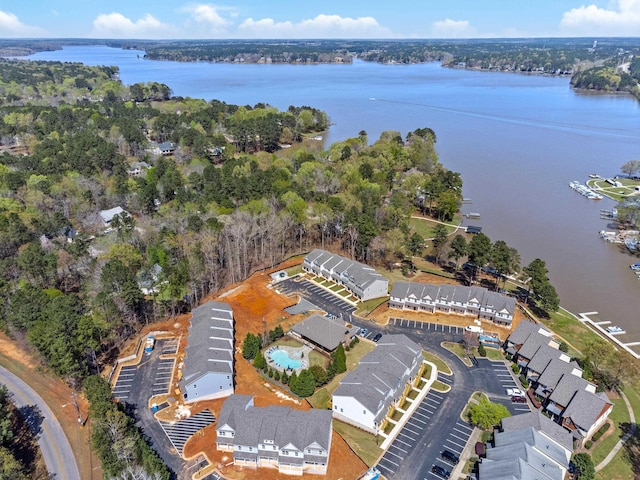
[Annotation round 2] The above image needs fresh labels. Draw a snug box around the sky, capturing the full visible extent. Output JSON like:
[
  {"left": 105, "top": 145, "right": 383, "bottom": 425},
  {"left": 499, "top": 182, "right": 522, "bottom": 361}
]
[{"left": 1, "top": 1, "right": 639, "bottom": 39}]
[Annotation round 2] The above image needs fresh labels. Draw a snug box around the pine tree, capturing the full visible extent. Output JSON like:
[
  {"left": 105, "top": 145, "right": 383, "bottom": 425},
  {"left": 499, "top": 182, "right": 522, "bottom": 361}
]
[{"left": 331, "top": 343, "right": 347, "bottom": 374}]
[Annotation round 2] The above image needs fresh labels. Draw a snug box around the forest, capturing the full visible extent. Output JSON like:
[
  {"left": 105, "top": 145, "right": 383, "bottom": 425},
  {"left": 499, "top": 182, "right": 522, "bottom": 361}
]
[{"left": 0, "top": 57, "right": 465, "bottom": 477}]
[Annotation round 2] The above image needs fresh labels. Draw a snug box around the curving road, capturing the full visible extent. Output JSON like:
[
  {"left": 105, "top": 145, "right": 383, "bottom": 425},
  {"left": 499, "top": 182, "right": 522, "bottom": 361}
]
[{"left": 0, "top": 366, "right": 80, "bottom": 480}]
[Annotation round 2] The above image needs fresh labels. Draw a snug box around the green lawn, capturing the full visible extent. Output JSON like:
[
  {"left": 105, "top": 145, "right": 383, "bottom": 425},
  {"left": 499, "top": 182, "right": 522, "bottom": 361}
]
[
  {"left": 591, "top": 397, "right": 630, "bottom": 466},
  {"left": 307, "top": 340, "right": 375, "bottom": 409},
  {"left": 431, "top": 380, "right": 451, "bottom": 392},
  {"left": 409, "top": 216, "right": 460, "bottom": 239},
  {"left": 329, "top": 284, "right": 344, "bottom": 292},
  {"left": 539, "top": 308, "right": 601, "bottom": 356},
  {"left": 479, "top": 346, "right": 504, "bottom": 361},
  {"left": 441, "top": 341, "right": 472, "bottom": 366},
  {"left": 422, "top": 350, "right": 452, "bottom": 375},
  {"left": 332, "top": 419, "right": 382, "bottom": 467},
  {"left": 355, "top": 297, "right": 389, "bottom": 316},
  {"left": 284, "top": 265, "right": 302, "bottom": 276}
]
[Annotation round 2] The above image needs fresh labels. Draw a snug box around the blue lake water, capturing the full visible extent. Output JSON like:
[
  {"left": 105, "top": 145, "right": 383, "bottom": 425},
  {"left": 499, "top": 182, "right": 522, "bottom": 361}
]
[{"left": 25, "top": 46, "right": 640, "bottom": 343}]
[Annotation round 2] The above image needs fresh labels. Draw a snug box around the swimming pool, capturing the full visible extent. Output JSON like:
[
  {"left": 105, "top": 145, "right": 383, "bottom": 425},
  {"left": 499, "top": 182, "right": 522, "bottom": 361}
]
[{"left": 269, "top": 350, "right": 303, "bottom": 370}]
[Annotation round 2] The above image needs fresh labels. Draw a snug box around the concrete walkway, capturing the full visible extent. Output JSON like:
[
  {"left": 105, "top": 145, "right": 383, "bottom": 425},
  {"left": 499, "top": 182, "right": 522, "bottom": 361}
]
[{"left": 595, "top": 390, "right": 636, "bottom": 472}]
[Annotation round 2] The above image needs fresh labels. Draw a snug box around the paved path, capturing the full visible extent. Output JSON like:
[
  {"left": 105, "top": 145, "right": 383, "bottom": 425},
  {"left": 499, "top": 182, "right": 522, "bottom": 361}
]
[
  {"left": 595, "top": 390, "right": 636, "bottom": 472},
  {"left": 0, "top": 366, "right": 80, "bottom": 480}
]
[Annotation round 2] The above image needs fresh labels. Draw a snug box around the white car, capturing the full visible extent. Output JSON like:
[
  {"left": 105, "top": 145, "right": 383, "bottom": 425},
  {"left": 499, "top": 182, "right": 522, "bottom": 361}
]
[{"left": 506, "top": 388, "right": 526, "bottom": 397}]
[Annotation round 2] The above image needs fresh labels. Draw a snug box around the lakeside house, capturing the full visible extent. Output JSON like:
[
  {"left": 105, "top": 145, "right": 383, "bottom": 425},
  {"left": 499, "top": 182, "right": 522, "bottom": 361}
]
[
  {"left": 332, "top": 334, "right": 424, "bottom": 434},
  {"left": 127, "top": 161, "right": 151, "bottom": 176},
  {"left": 216, "top": 394, "right": 332, "bottom": 476},
  {"left": 505, "top": 320, "right": 613, "bottom": 445},
  {"left": 98, "top": 206, "right": 127, "bottom": 228},
  {"left": 178, "top": 301, "right": 234, "bottom": 403},
  {"left": 289, "top": 313, "right": 357, "bottom": 354},
  {"left": 302, "top": 249, "right": 389, "bottom": 301},
  {"left": 389, "top": 281, "right": 516, "bottom": 325}
]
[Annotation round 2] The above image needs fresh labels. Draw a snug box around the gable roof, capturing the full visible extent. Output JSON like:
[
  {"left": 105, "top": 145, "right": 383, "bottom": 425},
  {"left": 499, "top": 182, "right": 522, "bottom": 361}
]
[
  {"left": 548, "top": 373, "right": 593, "bottom": 408},
  {"left": 304, "top": 249, "right": 388, "bottom": 291},
  {"left": 563, "top": 390, "right": 612, "bottom": 432},
  {"left": 99, "top": 206, "right": 126, "bottom": 224},
  {"left": 501, "top": 411, "right": 574, "bottom": 451},
  {"left": 179, "top": 300, "right": 234, "bottom": 391},
  {"left": 290, "top": 313, "right": 354, "bottom": 351},
  {"left": 218, "top": 395, "right": 332, "bottom": 451},
  {"left": 333, "top": 334, "right": 422, "bottom": 423},
  {"left": 494, "top": 427, "right": 571, "bottom": 471},
  {"left": 507, "top": 320, "right": 551, "bottom": 346},
  {"left": 526, "top": 344, "right": 568, "bottom": 375},
  {"left": 516, "top": 332, "right": 558, "bottom": 361},
  {"left": 537, "top": 358, "right": 583, "bottom": 392}
]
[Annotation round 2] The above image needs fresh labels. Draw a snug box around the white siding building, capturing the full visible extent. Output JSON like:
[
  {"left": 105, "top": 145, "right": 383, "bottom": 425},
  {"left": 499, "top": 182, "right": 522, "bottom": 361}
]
[
  {"left": 179, "top": 301, "right": 234, "bottom": 402},
  {"left": 216, "top": 395, "right": 332, "bottom": 476},
  {"left": 389, "top": 281, "right": 516, "bottom": 325},
  {"left": 332, "top": 334, "right": 423, "bottom": 434},
  {"left": 302, "top": 249, "right": 389, "bottom": 301}
]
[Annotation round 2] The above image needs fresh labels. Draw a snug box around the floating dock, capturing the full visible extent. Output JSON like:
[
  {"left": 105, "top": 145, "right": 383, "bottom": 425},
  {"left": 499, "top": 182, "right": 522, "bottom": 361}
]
[{"left": 569, "top": 180, "right": 602, "bottom": 200}]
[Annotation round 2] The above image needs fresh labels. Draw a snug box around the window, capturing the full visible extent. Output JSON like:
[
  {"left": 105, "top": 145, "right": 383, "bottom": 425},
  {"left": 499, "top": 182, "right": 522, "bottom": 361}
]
[
  {"left": 363, "top": 410, "right": 366, "bottom": 415},
  {"left": 219, "top": 385, "right": 223, "bottom": 389},
  {"left": 193, "top": 384, "right": 196, "bottom": 388},
  {"left": 249, "top": 447, "right": 252, "bottom": 451},
  {"left": 273, "top": 446, "right": 276, "bottom": 450},
  {"left": 340, "top": 408, "right": 343, "bottom": 413},
  {"left": 227, "top": 375, "right": 230, "bottom": 379}
]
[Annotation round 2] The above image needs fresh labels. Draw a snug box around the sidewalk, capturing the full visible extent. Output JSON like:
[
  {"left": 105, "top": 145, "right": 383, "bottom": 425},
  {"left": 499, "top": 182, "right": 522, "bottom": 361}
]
[{"left": 595, "top": 390, "right": 636, "bottom": 472}]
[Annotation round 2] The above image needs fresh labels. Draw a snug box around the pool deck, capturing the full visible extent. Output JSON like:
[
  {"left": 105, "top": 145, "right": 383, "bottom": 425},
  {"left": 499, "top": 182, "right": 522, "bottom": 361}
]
[{"left": 266, "top": 344, "right": 313, "bottom": 373}]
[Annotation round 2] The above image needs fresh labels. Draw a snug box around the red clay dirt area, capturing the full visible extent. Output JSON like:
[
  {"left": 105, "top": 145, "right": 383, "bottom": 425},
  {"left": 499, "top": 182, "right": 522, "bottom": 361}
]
[{"left": 139, "top": 258, "right": 368, "bottom": 480}]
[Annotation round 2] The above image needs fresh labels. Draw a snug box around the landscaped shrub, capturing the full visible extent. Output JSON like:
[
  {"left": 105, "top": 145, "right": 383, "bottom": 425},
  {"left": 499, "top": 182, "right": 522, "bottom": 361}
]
[
  {"left": 512, "top": 364, "right": 520, "bottom": 374},
  {"left": 478, "top": 344, "right": 487, "bottom": 357},
  {"left": 519, "top": 374, "right": 529, "bottom": 388},
  {"left": 584, "top": 440, "right": 593, "bottom": 449},
  {"left": 274, "top": 371, "right": 281, "bottom": 381},
  {"left": 268, "top": 368, "right": 274, "bottom": 378}
]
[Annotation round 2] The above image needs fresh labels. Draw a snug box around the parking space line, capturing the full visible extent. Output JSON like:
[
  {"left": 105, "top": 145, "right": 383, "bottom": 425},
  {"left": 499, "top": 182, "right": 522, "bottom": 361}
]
[
  {"left": 430, "top": 392, "right": 444, "bottom": 400},
  {"left": 398, "top": 432, "right": 417, "bottom": 442},
  {"left": 394, "top": 437, "right": 412, "bottom": 448},
  {"left": 402, "top": 425, "right": 422, "bottom": 436},
  {"left": 412, "top": 411, "right": 430, "bottom": 420},
  {"left": 446, "top": 438, "right": 466, "bottom": 449},
  {"left": 386, "top": 450, "right": 404, "bottom": 461},
  {"left": 450, "top": 433, "right": 468, "bottom": 443},
  {"left": 390, "top": 444, "right": 409, "bottom": 454}
]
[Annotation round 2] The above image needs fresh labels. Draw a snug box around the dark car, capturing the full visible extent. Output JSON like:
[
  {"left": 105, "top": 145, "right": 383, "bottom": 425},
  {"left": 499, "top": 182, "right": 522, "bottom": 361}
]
[
  {"left": 372, "top": 333, "right": 382, "bottom": 342},
  {"left": 441, "top": 449, "right": 459, "bottom": 465},
  {"left": 431, "top": 465, "right": 450, "bottom": 478},
  {"left": 512, "top": 395, "right": 527, "bottom": 403}
]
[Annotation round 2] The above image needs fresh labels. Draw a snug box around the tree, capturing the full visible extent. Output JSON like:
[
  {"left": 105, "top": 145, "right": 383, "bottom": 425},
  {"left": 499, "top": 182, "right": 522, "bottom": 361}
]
[
  {"left": 290, "top": 369, "right": 316, "bottom": 397},
  {"left": 572, "top": 452, "right": 595, "bottom": 480},
  {"left": 468, "top": 397, "right": 511, "bottom": 429},
  {"left": 448, "top": 235, "right": 468, "bottom": 269},
  {"left": 468, "top": 232, "right": 492, "bottom": 281},
  {"left": 308, "top": 365, "right": 328, "bottom": 386},
  {"left": 620, "top": 159, "right": 640, "bottom": 178},
  {"left": 406, "top": 232, "right": 424, "bottom": 257},
  {"left": 584, "top": 337, "right": 614, "bottom": 371},
  {"left": 536, "top": 281, "right": 560, "bottom": 313},
  {"left": 253, "top": 349, "right": 266, "bottom": 370},
  {"left": 489, "top": 240, "right": 520, "bottom": 290},
  {"left": 477, "top": 343, "right": 487, "bottom": 357},
  {"left": 331, "top": 343, "right": 347, "bottom": 374},
  {"left": 242, "top": 333, "right": 261, "bottom": 360},
  {"left": 431, "top": 224, "right": 448, "bottom": 264}
]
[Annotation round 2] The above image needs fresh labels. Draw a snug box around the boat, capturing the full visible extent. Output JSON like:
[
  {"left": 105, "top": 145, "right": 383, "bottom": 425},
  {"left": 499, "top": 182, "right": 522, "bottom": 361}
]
[
  {"left": 630, "top": 263, "right": 640, "bottom": 271},
  {"left": 589, "top": 174, "right": 599, "bottom": 178},
  {"left": 606, "top": 326, "right": 625, "bottom": 334},
  {"left": 465, "top": 212, "right": 481, "bottom": 219}
]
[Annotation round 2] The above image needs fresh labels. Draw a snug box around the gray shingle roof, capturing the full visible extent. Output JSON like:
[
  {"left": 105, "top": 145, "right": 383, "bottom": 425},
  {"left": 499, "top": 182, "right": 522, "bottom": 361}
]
[
  {"left": 501, "top": 411, "right": 574, "bottom": 451},
  {"left": 507, "top": 320, "right": 551, "bottom": 346},
  {"left": 517, "top": 333, "right": 556, "bottom": 361},
  {"left": 390, "top": 281, "right": 516, "bottom": 318},
  {"left": 180, "top": 301, "right": 234, "bottom": 390},
  {"left": 526, "top": 344, "right": 567, "bottom": 375},
  {"left": 548, "top": 373, "right": 592, "bottom": 408},
  {"left": 333, "top": 334, "right": 422, "bottom": 423},
  {"left": 537, "top": 358, "right": 582, "bottom": 392},
  {"left": 486, "top": 442, "right": 564, "bottom": 480},
  {"left": 217, "top": 395, "right": 332, "bottom": 453},
  {"left": 479, "top": 457, "right": 554, "bottom": 480},
  {"left": 290, "top": 313, "right": 355, "bottom": 351},
  {"left": 494, "top": 427, "right": 571, "bottom": 471},
  {"left": 563, "top": 390, "right": 612, "bottom": 432}
]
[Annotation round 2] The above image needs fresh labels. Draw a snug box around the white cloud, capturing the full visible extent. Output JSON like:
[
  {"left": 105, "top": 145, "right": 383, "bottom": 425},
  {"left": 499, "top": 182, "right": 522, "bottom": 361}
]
[
  {"left": 238, "top": 14, "right": 393, "bottom": 38},
  {"left": 91, "top": 12, "right": 177, "bottom": 38},
  {"left": 561, "top": 0, "right": 640, "bottom": 35},
  {"left": 431, "top": 19, "right": 473, "bottom": 38},
  {"left": 183, "top": 4, "right": 232, "bottom": 29},
  {"left": 0, "top": 10, "right": 47, "bottom": 37}
]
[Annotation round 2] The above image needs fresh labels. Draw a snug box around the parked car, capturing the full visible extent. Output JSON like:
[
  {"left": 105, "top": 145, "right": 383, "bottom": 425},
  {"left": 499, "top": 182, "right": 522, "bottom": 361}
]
[
  {"left": 372, "top": 333, "right": 382, "bottom": 342},
  {"left": 431, "top": 465, "right": 450, "bottom": 478},
  {"left": 441, "top": 449, "right": 459, "bottom": 464},
  {"left": 359, "top": 328, "right": 369, "bottom": 337},
  {"left": 512, "top": 395, "right": 527, "bottom": 403}
]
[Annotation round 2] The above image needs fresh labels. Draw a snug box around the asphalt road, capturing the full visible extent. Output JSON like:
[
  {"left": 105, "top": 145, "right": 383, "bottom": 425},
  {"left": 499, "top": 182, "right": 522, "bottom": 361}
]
[{"left": 0, "top": 366, "right": 80, "bottom": 480}]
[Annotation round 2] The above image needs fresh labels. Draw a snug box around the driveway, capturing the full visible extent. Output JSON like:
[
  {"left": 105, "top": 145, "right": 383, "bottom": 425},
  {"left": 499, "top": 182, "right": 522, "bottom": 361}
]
[
  {"left": 378, "top": 318, "right": 530, "bottom": 479},
  {"left": 276, "top": 277, "right": 357, "bottom": 321},
  {"left": 0, "top": 366, "right": 80, "bottom": 480}
]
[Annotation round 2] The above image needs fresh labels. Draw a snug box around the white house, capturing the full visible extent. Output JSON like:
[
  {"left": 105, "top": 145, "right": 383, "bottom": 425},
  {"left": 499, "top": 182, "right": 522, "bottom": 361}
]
[
  {"left": 216, "top": 395, "right": 332, "bottom": 476},
  {"left": 389, "top": 281, "right": 516, "bottom": 325},
  {"left": 302, "top": 249, "right": 389, "bottom": 301},
  {"left": 332, "top": 334, "right": 423, "bottom": 434},
  {"left": 179, "top": 301, "right": 234, "bottom": 402}
]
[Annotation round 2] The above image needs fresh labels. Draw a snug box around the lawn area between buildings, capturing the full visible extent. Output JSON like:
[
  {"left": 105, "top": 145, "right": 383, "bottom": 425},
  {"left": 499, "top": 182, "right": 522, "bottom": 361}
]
[
  {"left": 422, "top": 350, "right": 452, "bottom": 375},
  {"left": 441, "top": 341, "right": 473, "bottom": 366},
  {"left": 355, "top": 296, "right": 389, "bottom": 316},
  {"left": 332, "top": 419, "right": 382, "bottom": 467},
  {"left": 591, "top": 396, "right": 630, "bottom": 465},
  {"left": 307, "top": 340, "right": 375, "bottom": 410}
]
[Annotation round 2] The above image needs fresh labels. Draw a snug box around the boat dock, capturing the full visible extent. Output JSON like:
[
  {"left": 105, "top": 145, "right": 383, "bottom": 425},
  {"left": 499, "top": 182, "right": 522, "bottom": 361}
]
[
  {"left": 464, "top": 212, "right": 481, "bottom": 219},
  {"left": 578, "top": 312, "right": 639, "bottom": 359},
  {"left": 569, "top": 180, "right": 602, "bottom": 200}
]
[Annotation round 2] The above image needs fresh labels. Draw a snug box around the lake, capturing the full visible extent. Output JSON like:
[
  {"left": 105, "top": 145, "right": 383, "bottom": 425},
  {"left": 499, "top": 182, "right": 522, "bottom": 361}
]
[{"left": 26, "top": 46, "right": 640, "bottom": 345}]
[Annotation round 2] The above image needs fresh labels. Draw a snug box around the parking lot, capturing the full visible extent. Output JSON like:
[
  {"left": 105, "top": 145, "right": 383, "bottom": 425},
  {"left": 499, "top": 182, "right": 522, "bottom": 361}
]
[
  {"left": 377, "top": 388, "right": 473, "bottom": 479},
  {"left": 113, "top": 365, "right": 137, "bottom": 401},
  {"left": 152, "top": 358, "right": 175, "bottom": 397},
  {"left": 277, "top": 277, "right": 358, "bottom": 320},
  {"left": 491, "top": 361, "right": 532, "bottom": 415},
  {"left": 158, "top": 409, "right": 216, "bottom": 455},
  {"left": 388, "top": 317, "right": 464, "bottom": 335}
]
